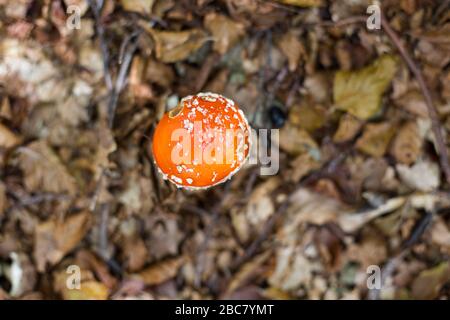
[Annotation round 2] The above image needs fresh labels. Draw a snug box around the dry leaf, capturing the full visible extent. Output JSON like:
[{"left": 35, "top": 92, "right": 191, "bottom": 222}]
[
  {"left": 334, "top": 55, "right": 398, "bottom": 120},
  {"left": 148, "top": 29, "right": 208, "bottom": 63},
  {"left": 395, "top": 90, "right": 428, "bottom": 117},
  {"left": 225, "top": 252, "right": 271, "bottom": 295},
  {"left": 333, "top": 113, "right": 363, "bottom": 143},
  {"left": 0, "top": 182, "right": 6, "bottom": 217},
  {"left": 276, "top": 0, "right": 323, "bottom": 7},
  {"left": 135, "top": 257, "right": 184, "bottom": 286},
  {"left": 289, "top": 103, "right": 326, "bottom": 132},
  {"left": 277, "top": 30, "right": 305, "bottom": 71},
  {"left": 0, "top": 123, "right": 21, "bottom": 148},
  {"left": 411, "top": 262, "right": 450, "bottom": 299},
  {"left": 34, "top": 211, "right": 91, "bottom": 271},
  {"left": 390, "top": 121, "right": 422, "bottom": 165},
  {"left": 356, "top": 122, "right": 395, "bottom": 157},
  {"left": 338, "top": 197, "right": 406, "bottom": 233},
  {"left": 120, "top": 0, "right": 154, "bottom": 14},
  {"left": 17, "top": 140, "right": 77, "bottom": 195},
  {"left": 204, "top": 12, "right": 245, "bottom": 54},
  {"left": 396, "top": 159, "right": 440, "bottom": 192},
  {"left": 346, "top": 233, "right": 387, "bottom": 269},
  {"left": 289, "top": 152, "right": 321, "bottom": 182},
  {"left": 62, "top": 281, "right": 109, "bottom": 300},
  {"left": 279, "top": 123, "right": 318, "bottom": 155},
  {"left": 431, "top": 217, "right": 450, "bottom": 252}
]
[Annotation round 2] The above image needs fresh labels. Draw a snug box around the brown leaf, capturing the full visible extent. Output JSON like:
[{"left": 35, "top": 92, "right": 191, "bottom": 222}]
[
  {"left": 411, "top": 262, "right": 450, "bottom": 299},
  {"left": 148, "top": 29, "right": 209, "bottom": 63},
  {"left": 333, "top": 113, "right": 363, "bottom": 143},
  {"left": 390, "top": 121, "right": 422, "bottom": 165},
  {"left": 225, "top": 251, "right": 271, "bottom": 296},
  {"left": 34, "top": 211, "right": 91, "bottom": 272},
  {"left": 0, "top": 123, "right": 21, "bottom": 148},
  {"left": 122, "top": 236, "right": 148, "bottom": 272},
  {"left": 276, "top": 0, "right": 323, "bottom": 7},
  {"left": 277, "top": 30, "right": 305, "bottom": 71},
  {"left": 279, "top": 123, "right": 318, "bottom": 155},
  {"left": 18, "top": 140, "right": 77, "bottom": 195},
  {"left": 356, "top": 122, "right": 395, "bottom": 157},
  {"left": 0, "top": 182, "right": 6, "bottom": 218},
  {"left": 135, "top": 257, "right": 184, "bottom": 286},
  {"left": 204, "top": 12, "right": 245, "bottom": 54}
]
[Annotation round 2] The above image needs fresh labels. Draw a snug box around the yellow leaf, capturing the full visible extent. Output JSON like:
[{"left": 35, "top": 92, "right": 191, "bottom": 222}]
[
  {"left": 334, "top": 55, "right": 398, "bottom": 120},
  {"left": 62, "top": 281, "right": 109, "bottom": 300},
  {"left": 148, "top": 29, "right": 209, "bottom": 63},
  {"left": 411, "top": 262, "right": 450, "bottom": 299},
  {"left": 120, "top": 0, "right": 154, "bottom": 14},
  {"left": 134, "top": 257, "right": 184, "bottom": 285}
]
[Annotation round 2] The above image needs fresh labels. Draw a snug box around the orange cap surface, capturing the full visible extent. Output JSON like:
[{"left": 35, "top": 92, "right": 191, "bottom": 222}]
[{"left": 152, "top": 93, "right": 251, "bottom": 189}]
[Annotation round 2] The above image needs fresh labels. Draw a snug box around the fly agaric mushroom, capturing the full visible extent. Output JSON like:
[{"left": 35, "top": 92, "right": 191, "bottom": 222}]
[{"left": 152, "top": 92, "right": 251, "bottom": 189}]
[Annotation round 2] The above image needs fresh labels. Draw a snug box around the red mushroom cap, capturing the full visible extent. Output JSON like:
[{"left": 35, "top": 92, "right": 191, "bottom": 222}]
[{"left": 152, "top": 92, "right": 251, "bottom": 189}]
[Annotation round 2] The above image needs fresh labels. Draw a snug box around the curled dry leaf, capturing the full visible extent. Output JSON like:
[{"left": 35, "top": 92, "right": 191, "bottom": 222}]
[
  {"left": 204, "top": 12, "right": 245, "bottom": 55},
  {"left": 34, "top": 211, "right": 91, "bottom": 272},
  {"left": 17, "top": 140, "right": 77, "bottom": 195},
  {"left": 134, "top": 257, "right": 184, "bottom": 286},
  {"left": 334, "top": 55, "right": 398, "bottom": 120},
  {"left": 148, "top": 28, "right": 209, "bottom": 63}
]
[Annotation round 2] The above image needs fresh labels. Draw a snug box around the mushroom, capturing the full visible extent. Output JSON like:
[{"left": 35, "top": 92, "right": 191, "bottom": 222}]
[{"left": 152, "top": 92, "right": 252, "bottom": 189}]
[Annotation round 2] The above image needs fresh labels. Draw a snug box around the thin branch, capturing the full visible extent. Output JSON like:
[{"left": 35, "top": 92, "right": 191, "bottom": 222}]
[
  {"left": 380, "top": 13, "right": 450, "bottom": 185},
  {"left": 88, "top": 0, "right": 113, "bottom": 91},
  {"left": 107, "top": 32, "right": 140, "bottom": 128}
]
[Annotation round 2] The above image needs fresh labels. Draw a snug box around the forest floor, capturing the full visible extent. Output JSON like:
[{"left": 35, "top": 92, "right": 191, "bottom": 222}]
[{"left": 0, "top": 0, "right": 450, "bottom": 300}]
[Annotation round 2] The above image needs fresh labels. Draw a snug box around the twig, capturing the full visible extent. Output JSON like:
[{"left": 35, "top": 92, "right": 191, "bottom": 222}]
[
  {"left": 107, "top": 32, "right": 140, "bottom": 128},
  {"left": 88, "top": 0, "right": 113, "bottom": 91},
  {"left": 380, "top": 13, "right": 450, "bottom": 186}
]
